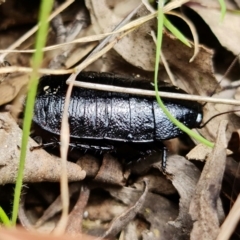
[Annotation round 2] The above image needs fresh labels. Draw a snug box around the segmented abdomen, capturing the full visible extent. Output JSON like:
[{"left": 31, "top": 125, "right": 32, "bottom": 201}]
[
  {"left": 34, "top": 89, "right": 156, "bottom": 142},
  {"left": 33, "top": 73, "right": 202, "bottom": 143}
]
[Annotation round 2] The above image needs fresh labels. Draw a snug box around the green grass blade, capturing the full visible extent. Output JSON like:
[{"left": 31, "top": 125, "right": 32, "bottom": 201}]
[
  {"left": 163, "top": 16, "right": 191, "bottom": 47},
  {"left": 154, "top": 1, "right": 214, "bottom": 148},
  {"left": 11, "top": 0, "right": 54, "bottom": 225},
  {"left": 0, "top": 206, "right": 11, "bottom": 227},
  {"left": 218, "top": 0, "right": 226, "bottom": 21}
]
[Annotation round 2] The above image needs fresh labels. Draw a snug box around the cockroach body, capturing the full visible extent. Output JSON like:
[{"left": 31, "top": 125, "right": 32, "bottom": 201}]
[{"left": 33, "top": 72, "right": 203, "bottom": 169}]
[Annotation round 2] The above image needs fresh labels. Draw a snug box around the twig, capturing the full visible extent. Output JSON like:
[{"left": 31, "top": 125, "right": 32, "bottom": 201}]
[
  {"left": 66, "top": 80, "right": 240, "bottom": 106},
  {"left": 101, "top": 179, "right": 149, "bottom": 239},
  {"left": 65, "top": 185, "right": 90, "bottom": 236},
  {"left": 56, "top": 5, "right": 144, "bottom": 232},
  {"left": 216, "top": 194, "right": 240, "bottom": 240}
]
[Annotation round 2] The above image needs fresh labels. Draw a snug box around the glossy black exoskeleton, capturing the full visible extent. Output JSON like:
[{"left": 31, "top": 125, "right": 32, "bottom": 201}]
[{"left": 33, "top": 72, "right": 203, "bottom": 169}]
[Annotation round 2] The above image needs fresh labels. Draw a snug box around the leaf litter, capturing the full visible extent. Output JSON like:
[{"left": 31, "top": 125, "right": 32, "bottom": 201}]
[{"left": 0, "top": 0, "right": 240, "bottom": 239}]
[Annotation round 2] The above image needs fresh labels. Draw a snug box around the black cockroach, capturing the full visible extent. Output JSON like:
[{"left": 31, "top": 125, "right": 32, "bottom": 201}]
[{"left": 33, "top": 72, "right": 203, "bottom": 169}]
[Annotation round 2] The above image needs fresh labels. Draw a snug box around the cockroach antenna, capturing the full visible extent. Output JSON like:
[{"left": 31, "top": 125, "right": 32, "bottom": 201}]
[
  {"left": 202, "top": 53, "right": 240, "bottom": 107},
  {"left": 199, "top": 54, "right": 240, "bottom": 127},
  {"left": 199, "top": 110, "right": 240, "bottom": 129}
]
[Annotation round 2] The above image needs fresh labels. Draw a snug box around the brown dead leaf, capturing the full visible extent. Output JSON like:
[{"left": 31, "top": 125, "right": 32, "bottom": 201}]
[
  {"left": 132, "top": 173, "right": 177, "bottom": 195},
  {"left": 235, "top": 0, "right": 240, "bottom": 8},
  {"left": 101, "top": 179, "right": 149, "bottom": 239},
  {"left": 0, "top": 74, "right": 28, "bottom": 106},
  {"left": 94, "top": 153, "right": 126, "bottom": 186},
  {"left": 216, "top": 194, "right": 240, "bottom": 240},
  {"left": 123, "top": 222, "right": 139, "bottom": 240},
  {"left": 161, "top": 32, "right": 228, "bottom": 142},
  {"left": 0, "top": 112, "right": 86, "bottom": 184},
  {"left": 186, "top": 143, "right": 212, "bottom": 161},
  {"left": 76, "top": 154, "right": 101, "bottom": 178},
  {"left": 85, "top": 0, "right": 156, "bottom": 71},
  {"left": 66, "top": 185, "right": 90, "bottom": 236},
  {"left": 189, "top": 0, "right": 236, "bottom": 9},
  {"left": 162, "top": 31, "right": 240, "bottom": 142},
  {"left": 0, "top": 60, "right": 10, "bottom": 82},
  {"left": 224, "top": 156, "right": 240, "bottom": 207},
  {"left": 189, "top": 120, "right": 228, "bottom": 240},
  {"left": 188, "top": 0, "right": 240, "bottom": 55},
  {"left": 223, "top": 130, "right": 240, "bottom": 206},
  {"left": 162, "top": 31, "right": 217, "bottom": 96},
  {"left": 154, "top": 155, "right": 201, "bottom": 233},
  {"left": 86, "top": 197, "right": 127, "bottom": 224},
  {"left": 34, "top": 183, "right": 81, "bottom": 229},
  {"left": 107, "top": 185, "right": 180, "bottom": 239}
]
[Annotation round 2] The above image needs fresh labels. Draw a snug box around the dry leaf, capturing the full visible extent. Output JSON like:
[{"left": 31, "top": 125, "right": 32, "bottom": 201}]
[
  {"left": 123, "top": 222, "right": 139, "bottom": 240},
  {"left": 161, "top": 31, "right": 240, "bottom": 142},
  {"left": 66, "top": 186, "right": 90, "bottom": 236},
  {"left": 34, "top": 183, "right": 81, "bottom": 228},
  {"left": 235, "top": 0, "right": 240, "bottom": 8},
  {"left": 186, "top": 143, "right": 212, "bottom": 161},
  {"left": 188, "top": 0, "right": 240, "bottom": 55},
  {"left": 86, "top": 197, "right": 127, "bottom": 223},
  {"left": 107, "top": 185, "right": 181, "bottom": 239},
  {"left": 76, "top": 154, "right": 101, "bottom": 178},
  {"left": 0, "top": 74, "right": 28, "bottom": 106},
  {"left": 132, "top": 173, "right": 177, "bottom": 195},
  {"left": 189, "top": 120, "right": 228, "bottom": 240},
  {"left": 0, "top": 112, "right": 86, "bottom": 184},
  {"left": 94, "top": 153, "right": 126, "bottom": 186},
  {"left": 154, "top": 155, "right": 201, "bottom": 233},
  {"left": 85, "top": 0, "right": 156, "bottom": 71},
  {"left": 161, "top": 32, "right": 224, "bottom": 142},
  {"left": 101, "top": 179, "right": 149, "bottom": 239},
  {"left": 224, "top": 156, "right": 240, "bottom": 206}
]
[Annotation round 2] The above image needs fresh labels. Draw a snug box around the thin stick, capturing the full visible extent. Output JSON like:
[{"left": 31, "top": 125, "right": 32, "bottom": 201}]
[
  {"left": 85, "top": 3, "right": 143, "bottom": 59},
  {"left": 66, "top": 80, "right": 240, "bottom": 106},
  {"left": 0, "top": 66, "right": 73, "bottom": 74},
  {"left": 0, "top": 1, "right": 190, "bottom": 55},
  {"left": 1, "top": 65, "right": 240, "bottom": 106},
  {"left": 57, "top": 4, "right": 141, "bottom": 235},
  {"left": 216, "top": 194, "right": 240, "bottom": 240}
]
